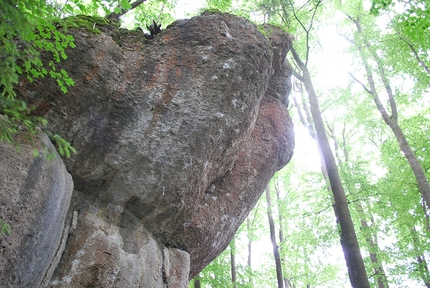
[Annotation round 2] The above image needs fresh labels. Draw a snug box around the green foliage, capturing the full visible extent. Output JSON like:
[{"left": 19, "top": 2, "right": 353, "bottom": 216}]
[
  {"left": 50, "top": 133, "right": 77, "bottom": 158},
  {"left": 0, "top": 0, "right": 77, "bottom": 157},
  {"left": 120, "top": 0, "right": 176, "bottom": 33},
  {"left": 370, "top": 0, "right": 393, "bottom": 14},
  {"left": 60, "top": 15, "right": 112, "bottom": 34},
  {"left": 0, "top": 218, "right": 11, "bottom": 237},
  {"left": 197, "top": 248, "right": 234, "bottom": 287},
  {"left": 206, "top": 0, "right": 232, "bottom": 12}
]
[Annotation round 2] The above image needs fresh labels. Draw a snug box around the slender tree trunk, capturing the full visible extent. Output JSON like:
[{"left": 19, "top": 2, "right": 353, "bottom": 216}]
[
  {"left": 360, "top": 212, "right": 388, "bottom": 288},
  {"left": 417, "top": 254, "right": 430, "bottom": 288},
  {"left": 193, "top": 275, "right": 201, "bottom": 288},
  {"left": 390, "top": 123, "right": 430, "bottom": 210},
  {"left": 350, "top": 16, "right": 430, "bottom": 212},
  {"left": 328, "top": 122, "right": 389, "bottom": 288},
  {"left": 291, "top": 88, "right": 336, "bottom": 215},
  {"left": 275, "top": 185, "right": 290, "bottom": 288},
  {"left": 266, "top": 185, "right": 284, "bottom": 288},
  {"left": 291, "top": 47, "right": 370, "bottom": 288},
  {"left": 247, "top": 217, "right": 253, "bottom": 285},
  {"left": 230, "top": 238, "right": 237, "bottom": 288},
  {"left": 411, "top": 227, "right": 430, "bottom": 287}
]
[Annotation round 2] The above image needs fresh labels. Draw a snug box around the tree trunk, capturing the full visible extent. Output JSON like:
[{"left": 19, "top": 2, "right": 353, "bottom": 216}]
[
  {"left": 361, "top": 213, "right": 388, "bottom": 288},
  {"left": 291, "top": 84, "right": 335, "bottom": 209},
  {"left": 230, "top": 238, "right": 237, "bottom": 288},
  {"left": 350, "top": 16, "right": 430, "bottom": 212},
  {"left": 275, "top": 185, "right": 290, "bottom": 288},
  {"left": 327, "top": 122, "right": 389, "bottom": 288},
  {"left": 411, "top": 227, "right": 430, "bottom": 287},
  {"left": 193, "top": 275, "right": 201, "bottom": 288},
  {"left": 247, "top": 217, "right": 253, "bottom": 285},
  {"left": 390, "top": 123, "right": 430, "bottom": 210},
  {"left": 266, "top": 185, "right": 284, "bottom": 288},
  {"left": 291, "top": 47, "right": 370, "bottom": 288},
  {"left": 417, "top": 254, "right": 430, "bottom": 288}
]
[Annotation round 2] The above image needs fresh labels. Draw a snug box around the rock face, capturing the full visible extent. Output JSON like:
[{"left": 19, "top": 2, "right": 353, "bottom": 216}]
[
  {"left": 0, "top": 134, "right": 73, "bottom": 287},
  {"left": 2, "top": 12, "right": 294, "bottom": 286}
]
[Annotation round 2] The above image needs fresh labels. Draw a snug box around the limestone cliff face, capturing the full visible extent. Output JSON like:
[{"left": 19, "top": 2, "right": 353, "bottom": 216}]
[{"left": 1, "top": 12, "right": 294, "bottom": 287}]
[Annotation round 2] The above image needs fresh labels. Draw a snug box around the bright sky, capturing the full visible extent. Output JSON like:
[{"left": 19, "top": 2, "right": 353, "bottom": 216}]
[{"left": 175, "top": 0, "right": 205, "bottom": 19}]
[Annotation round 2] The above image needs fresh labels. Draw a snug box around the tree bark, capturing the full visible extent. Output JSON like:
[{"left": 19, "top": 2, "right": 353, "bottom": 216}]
[
  {"left": 266, "top": 185, "right": 284, "bottom": 288},
  {"left": 291, "top": 47, "right": 370, "bottom": 288}
]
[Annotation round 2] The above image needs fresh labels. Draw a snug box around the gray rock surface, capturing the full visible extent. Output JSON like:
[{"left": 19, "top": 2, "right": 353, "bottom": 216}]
[
  {"left": 9, "top": 12, "right": 294, "bottom": 285},
  {"left": 0, "top": 134, "right": 73, "bottom": 287},
  {"left": 48, "top": 203, "right": 190, "bottom": 287}
]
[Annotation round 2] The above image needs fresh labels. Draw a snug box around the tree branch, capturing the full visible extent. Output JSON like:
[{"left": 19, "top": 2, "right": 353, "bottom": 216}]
[
  {"left": 291, "top": 47, "right": 305, "bottom": 70},
  {"left": 289, "top": 0, "right": 322, "bottom": 66},
  {"left": 349, "top": 72, "right": 373, "bottom": 95},
  {"left": 292, "top": 69, "right": 304, "bottom": 81},
  {"left": 291, "top": 92, "right": 307, "bottom": 127},
  {"left": 351, "top": 17, "right": 397, "bottom": 123},
  {"left": 399, "top": 34, "right": 430, "bottom": 76},
  {"left": 341, "top": 121, "right": 350, "bottom": 163},
  {"left": 348, "top": 16, "right": 393, "bottom": 125},
  {"left": 337, "top": 28, "right": 355, "bottom": 45},
  {"left": 360, "top": 29, "right": 397, "bottom": 121},
  {"left": 286, "top": 58, "right": 304, "bottom": 81},
  {"left": 106, "top": 0, "right": 147, "bottom": 22},
  {"left": 306, "top": 0, "right": 322, "bottom": 66}
]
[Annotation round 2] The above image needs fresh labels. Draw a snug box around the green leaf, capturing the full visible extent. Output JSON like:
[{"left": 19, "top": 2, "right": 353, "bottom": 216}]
[{"left": 121, "top": 0, "right": 132, "bottom": 10}]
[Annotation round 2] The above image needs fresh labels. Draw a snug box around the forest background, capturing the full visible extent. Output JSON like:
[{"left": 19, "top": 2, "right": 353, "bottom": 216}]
[{"left": 0, "top": 0, "right": 429, "bottom": 287}]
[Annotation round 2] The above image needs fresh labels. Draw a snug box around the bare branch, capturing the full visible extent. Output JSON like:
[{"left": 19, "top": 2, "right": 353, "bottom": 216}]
[
  {"left": 286, "top": 58, "right": 304, "bottom": 81},
  {"left": 292, "top": 69, "right": 305, "bottom": 82},
  {"left": 289, "top": 0, "right": 308, "bottom": 37},
  {"left": 337, "top": 27, "right": 355, "bottom": 45},
  {"left": 297, "top": 0, "right": 312, "bottom": 13},
  {"left": 341, "top": 122, "right": 351, "bottom": 163},
  {"left": 306, "top": 0, "right": 322, "bottom": 66},
  {"left": 349, "top": 72, "right": 373, "bottom": 95},
  {"left": 289, "top": 0, "right": 322, "bottom": 67},
  {"left": 361, "top": 37, "right": 397, "bottom": 121},
  {"left": 291, "top": 47, "right": 305, "bottom": 70},
  {"left": 291, "top": 85, "right": 308, "bottom": 127}
]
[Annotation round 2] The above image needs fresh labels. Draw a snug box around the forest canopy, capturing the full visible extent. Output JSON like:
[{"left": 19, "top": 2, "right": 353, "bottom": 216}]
[{"left": 1, "top": 0, "right": 429, "bottom": 287}]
